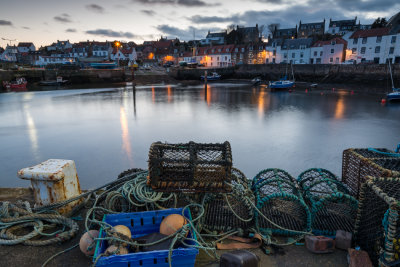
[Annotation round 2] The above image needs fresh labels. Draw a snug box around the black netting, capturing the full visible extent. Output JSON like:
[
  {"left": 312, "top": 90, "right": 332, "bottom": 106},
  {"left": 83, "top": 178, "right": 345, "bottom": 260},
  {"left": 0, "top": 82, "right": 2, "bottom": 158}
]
[{"left": 148, "top": 141, "right": 232, "bottom": 192}]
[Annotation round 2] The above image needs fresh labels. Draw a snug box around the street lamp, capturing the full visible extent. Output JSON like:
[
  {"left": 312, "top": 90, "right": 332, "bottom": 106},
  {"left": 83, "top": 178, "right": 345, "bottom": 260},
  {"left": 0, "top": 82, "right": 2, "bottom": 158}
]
[
  {"left": 114, "top": 41, "right": 121, "bottom": 67},
  {"left": 2, "top": 38, "right": 18, "bottom": 46}
]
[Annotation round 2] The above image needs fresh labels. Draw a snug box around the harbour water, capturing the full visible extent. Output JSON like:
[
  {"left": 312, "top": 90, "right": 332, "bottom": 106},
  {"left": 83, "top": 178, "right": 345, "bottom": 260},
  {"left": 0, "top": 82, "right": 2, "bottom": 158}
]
[{"left": 0, "top": 83, "right": 399, "bottom": 189}]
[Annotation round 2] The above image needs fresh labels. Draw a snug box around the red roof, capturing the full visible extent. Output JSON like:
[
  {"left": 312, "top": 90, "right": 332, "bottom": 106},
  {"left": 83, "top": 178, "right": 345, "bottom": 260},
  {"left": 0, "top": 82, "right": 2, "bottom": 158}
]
[
  {"left": 18, "top": 42, "right": 34, "bottom": 47},
  {"left": 350, "top": 28, "right": 390, "bottom": 39},
  {"left": 312, "top": 37, "right": 347, "bottom": 47},
  {"left": 196, "top": 45, "right": 236, "bottom": 56},
  {"left": 154, "top": 40, "right": 173, "bottom": 49}
]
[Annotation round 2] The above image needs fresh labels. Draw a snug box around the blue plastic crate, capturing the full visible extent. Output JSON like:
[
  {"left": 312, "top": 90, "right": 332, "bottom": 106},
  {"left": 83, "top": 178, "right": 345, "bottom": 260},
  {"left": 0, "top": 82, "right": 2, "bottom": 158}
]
[{"left": 93, "top": 208, "right": 198, "bottom": 267}]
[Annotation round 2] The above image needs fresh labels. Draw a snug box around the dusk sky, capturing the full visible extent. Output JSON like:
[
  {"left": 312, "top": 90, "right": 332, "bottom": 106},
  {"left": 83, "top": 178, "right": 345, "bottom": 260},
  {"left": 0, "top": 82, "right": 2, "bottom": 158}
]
[{"left": 0, "top": 0, "right": 399, "bottom": 47}]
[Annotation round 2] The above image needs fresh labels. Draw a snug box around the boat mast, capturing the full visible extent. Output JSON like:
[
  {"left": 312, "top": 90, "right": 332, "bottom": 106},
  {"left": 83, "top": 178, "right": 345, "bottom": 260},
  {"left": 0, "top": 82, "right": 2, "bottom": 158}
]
[
  {"left": 291, "top": 63, "right": 295, "bottom": 82},
  {"left": 388, "top": 60, "right": 395, "bottom": 90}
]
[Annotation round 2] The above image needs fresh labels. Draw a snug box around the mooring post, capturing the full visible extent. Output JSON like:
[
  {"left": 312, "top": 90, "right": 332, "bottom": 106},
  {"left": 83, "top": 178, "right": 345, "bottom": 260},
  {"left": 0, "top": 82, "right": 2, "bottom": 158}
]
[{"left": 204, "top": 70, "right": 208, "bottom": 99}]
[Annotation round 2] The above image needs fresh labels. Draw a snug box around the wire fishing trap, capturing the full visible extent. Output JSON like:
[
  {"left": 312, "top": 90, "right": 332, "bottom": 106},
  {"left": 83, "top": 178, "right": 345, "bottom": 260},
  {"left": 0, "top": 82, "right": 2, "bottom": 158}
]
[
  {"left": 148, "top": 141, "right": 233, "bottom": 193},
  {"left": 201, "top": 168, "right": 254, "bottom": 235},
  {"left": 298, "top": 168, "right": 358, "bottom": 236},
  {"left": 354, "top": 177, "right": 400, "bottom": 267},
  {"left": 252, "top": 169, "right": 311, "bottom": 244},
  {"left": 342, "top": 148, "right": 400, "bottom": 198}
]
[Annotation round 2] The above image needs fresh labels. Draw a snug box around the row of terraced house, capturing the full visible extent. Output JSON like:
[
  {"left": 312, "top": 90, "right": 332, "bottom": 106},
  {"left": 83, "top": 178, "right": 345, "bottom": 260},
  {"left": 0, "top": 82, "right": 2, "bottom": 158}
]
[{"left": 1, "top": 12, "right": 400, "bottom": 68}]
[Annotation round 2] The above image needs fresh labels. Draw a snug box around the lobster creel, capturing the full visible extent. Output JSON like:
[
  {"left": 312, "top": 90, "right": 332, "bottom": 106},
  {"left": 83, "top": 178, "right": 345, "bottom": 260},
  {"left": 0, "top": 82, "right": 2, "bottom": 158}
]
[
  {"left": 354, "top": 177, "right": 400, "bottom": 267},
  {"left": 202, "top": 168, "right": 254, "bottom": 234},
  {"left": 298, "top": 168, "right": 358, "bottom": 236},
  {"left": 253, "top": 169, "right": 311, "bottom": 239},
  {"left": 148, "top": 141, "right": 232, "bottom": 192},
  {"left": 342, "top": 148, "right": 399, "bottom": 197}
]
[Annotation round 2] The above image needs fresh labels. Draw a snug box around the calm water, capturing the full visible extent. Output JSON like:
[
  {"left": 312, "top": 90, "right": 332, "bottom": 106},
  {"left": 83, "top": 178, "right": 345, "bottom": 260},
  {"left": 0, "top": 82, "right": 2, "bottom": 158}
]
[{"left": 1, "top": 83, "right": 399, "bottom": 189}]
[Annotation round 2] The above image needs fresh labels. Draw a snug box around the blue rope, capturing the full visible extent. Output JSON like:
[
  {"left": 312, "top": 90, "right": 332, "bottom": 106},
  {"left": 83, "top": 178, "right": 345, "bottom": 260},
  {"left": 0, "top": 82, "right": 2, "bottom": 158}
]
[{"left": 367, "top": 148, "right": 400, "bottom": 157}]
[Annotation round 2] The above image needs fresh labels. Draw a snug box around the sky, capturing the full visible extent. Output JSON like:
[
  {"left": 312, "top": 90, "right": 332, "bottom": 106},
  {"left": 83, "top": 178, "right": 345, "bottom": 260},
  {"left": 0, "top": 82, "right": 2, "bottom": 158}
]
[{"left": 0, "top": 0, "right": 399, "bottom": 47}]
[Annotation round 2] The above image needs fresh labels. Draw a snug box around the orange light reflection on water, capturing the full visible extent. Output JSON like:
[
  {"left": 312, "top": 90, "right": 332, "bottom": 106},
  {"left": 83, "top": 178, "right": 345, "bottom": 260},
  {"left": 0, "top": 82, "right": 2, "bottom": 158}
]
[
  {"left": 167, "top": 85, "right": 172, "bottom": 103},
  {"left": 206, "top": 84, "right": 211, "bottom": 106},
  {"left": 151, "top": 87, "right": 155, "bottom": 103},
  {"left": 120, "top": 107, "right": 133, "bottom": 165},
  {"left": 334, "top": 96, "right": 345, "bottom": 119}
]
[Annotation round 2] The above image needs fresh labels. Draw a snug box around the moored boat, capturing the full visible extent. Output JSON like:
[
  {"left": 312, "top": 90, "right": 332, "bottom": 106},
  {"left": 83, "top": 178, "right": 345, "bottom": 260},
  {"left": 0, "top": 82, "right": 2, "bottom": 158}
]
[
  {"left": 200, "top": 72, "right": 221, "bottom": 81},
  {"left": 387, "top": 61, "right": 400, "bottom": 102},
  {"left": 2, "top": 77, "right": 28, "bottom": 92},
  {"left": 39, "top": 76, "right": 68, "bottom": 86},
  {"left": 269, "top": 63, "right": 295, "bottom": 90}
]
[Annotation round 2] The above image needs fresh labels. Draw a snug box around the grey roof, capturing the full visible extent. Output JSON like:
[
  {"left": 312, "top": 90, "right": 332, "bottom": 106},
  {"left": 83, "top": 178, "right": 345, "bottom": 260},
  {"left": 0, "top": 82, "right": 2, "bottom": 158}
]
[
  {"left": 329, "top": 19, "right": 356, "bottom": 27},
  {"left": 206, "top": 32, "right": 226, "bottom": 38},
  {"left": 299, "top": 21, "right": 324, "bottom": 30},
  {"left": 237, "top": 26, "right": 258, "bottom": 35},
  {"left": 281, "top": 38, "right": 313, "bottom": 49}
]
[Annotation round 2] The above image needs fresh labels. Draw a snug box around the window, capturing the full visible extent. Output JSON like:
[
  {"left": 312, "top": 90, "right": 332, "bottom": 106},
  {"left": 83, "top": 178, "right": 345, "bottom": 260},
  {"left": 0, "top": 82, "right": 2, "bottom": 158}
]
[
  {"left": 361, "top": 47, "right": 366, "bottom": 54},
  {"left": 300, "top": 52, "right": 304, "bottom": 58},
  {"left": 284, "top": 53, "right": 287, "bottom": 58},
  {"left": 320, "top": 51, "right": 323, "bottom": 56},
  {"left": 316, "top": 58, "right": 321, "bottom": 64},
  {"left": 218, "top": 49, "right": 221, "bottom": 52},
  {"left": 335, "top": 57, "right": 339, "bottom": 63},
  {"left": 376, "top": 36, "right": 382, "bottom": 43},
  {"left": 353, "top": 38, "right": 358, "bottom": 44},
  {"left": 330, "top": 57, "right": 333, "bottom": 62},
  {"left": 391, "top": 36, "right": 397, "bottom": 43},
  {"left": 217, "top": 57, "right": 219, "bottom": 61},
  {"left": 240, "top": 54, "right": 243, "bottom": 59},
  {"left": 292, "top": 52, "right": 295, "bottom": 58},
  {"left": 314, "top": 51, "right": 317, "bottom": 56},
  {"left": 331, "top": 49, "right": 334, "bottom": 54},
  {"left": 375, "top": 46, "right": 380, "bottom": 53},
  {"left": 362, "top": 37, "right": 367, "bottom": 44},
  {"left": 332, "top": 29, "right": 336, "bottom": 34},
  {"left": 241, "top": 48, "right": 245, "bottom": 52},
  {"left": 352, "top": 48, "right": 357, "bottom": 54},
  {"left": 225, "top": 56, "right": 227, "bottom": 60},
  {"left": 235, "top": 48, "right": 238, "bottom": 52},
  {"left": 273, "top": 50, "right": 276, "bottom": 56},
  {"left": 389, "top": 47, "right": 394, "bottom": 54}
]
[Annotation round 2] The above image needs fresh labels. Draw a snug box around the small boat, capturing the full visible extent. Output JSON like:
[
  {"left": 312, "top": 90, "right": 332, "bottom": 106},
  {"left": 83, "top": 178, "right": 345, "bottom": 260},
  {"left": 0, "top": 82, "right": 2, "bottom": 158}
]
[
  {"left": 269, "top": 79, "right": 295, "bottom": 89},
  {"left": 269, "top": 63, "right": 295, "bottom": 90},
  {"left": 2, "top": 77, "right": 28, "bottom": 92},
  {"left": 39, "top": 76, "right": 68, "bottom": 86},
  {"left": 252, "top": 77, "right": 263, "bottom": 86},
  {"left": 200, "top": 72, "right": 221, "bottom": 81},
  {"left": 310, "top": 83, "right": 318, "bottom": 88},
  {"left": 387, "top": 61, "right": 400, "bottom": 101},
  {"left": 90, "top": 62, "right": 117, "bottom": 69}
]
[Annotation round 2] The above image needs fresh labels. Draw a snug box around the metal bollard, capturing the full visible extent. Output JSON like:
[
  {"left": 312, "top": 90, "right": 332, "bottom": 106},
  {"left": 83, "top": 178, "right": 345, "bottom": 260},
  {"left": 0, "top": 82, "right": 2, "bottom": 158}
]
[{"left": 18, "top": 159, "right": 82, "bottom": 214}]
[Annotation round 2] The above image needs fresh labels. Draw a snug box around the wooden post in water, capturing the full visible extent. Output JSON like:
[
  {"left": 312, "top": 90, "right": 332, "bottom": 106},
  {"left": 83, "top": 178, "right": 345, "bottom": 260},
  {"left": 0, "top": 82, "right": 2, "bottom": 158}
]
[{"left": 204, "top": 70, "right": 208, "bottom": 100}]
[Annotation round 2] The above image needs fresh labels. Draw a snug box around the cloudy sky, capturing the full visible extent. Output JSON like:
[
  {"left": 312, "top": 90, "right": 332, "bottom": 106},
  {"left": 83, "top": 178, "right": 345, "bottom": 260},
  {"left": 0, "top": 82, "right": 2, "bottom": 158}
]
[{"left": 0, "top": 0, "right": 398, "bottom": 47}]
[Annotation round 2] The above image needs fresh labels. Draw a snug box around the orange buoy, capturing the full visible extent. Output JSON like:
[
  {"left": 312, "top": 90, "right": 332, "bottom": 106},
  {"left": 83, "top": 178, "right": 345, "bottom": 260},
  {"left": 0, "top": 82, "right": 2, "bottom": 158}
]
[
  {"left": 79, "top": 230, "right": 99, "bottom": 256},
  {"left": 112, "top": 225, "right": 132, "bottom": 246},
  {"left": 160, "top": 214, "right": 187, "bottom": 236},
  {"left": 381, "top": 98, "right": 387, "bottom": 104}
]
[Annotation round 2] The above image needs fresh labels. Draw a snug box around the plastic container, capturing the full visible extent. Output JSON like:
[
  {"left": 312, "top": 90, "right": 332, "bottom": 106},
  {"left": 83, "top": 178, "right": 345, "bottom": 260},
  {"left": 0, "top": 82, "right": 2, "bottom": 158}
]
[{"left": 93, "top": 208, "right": 198, "bottom": 266}]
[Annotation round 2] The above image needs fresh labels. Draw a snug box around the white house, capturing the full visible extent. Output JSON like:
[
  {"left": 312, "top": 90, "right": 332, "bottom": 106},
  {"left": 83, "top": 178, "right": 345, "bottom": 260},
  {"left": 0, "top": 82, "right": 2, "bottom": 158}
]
[
  {"left": 110, "top": 47, "right": 137, "bottom": 62},
  {"left": 17, "top": 42, "right": 36, "bottom": 53},
  {"left": 92, "top": 45, "right": 110, "bottom": 59},
  {"left": 266, "top": 38, "right": 313, "bottom": 64},
  {"left": 34, "top": 55, "right": 75, "bottom": 66},
  {"left": 47, "top": 40, "right": 72, "bottom": 51},
  {"left": 346, "top": 28, "right": 400, "bottom": 64},
  {"left": 194, "top": 45, "right": 234, "bottom": 67},
  {"left": 0, "top": 45, "right": 18, "bottom": 62},
  {"left": 200, "top": 31, "right": 226, "bottom": 46},
  {"left": 310, "top": 37, "right": 347, "bottom": 64}
]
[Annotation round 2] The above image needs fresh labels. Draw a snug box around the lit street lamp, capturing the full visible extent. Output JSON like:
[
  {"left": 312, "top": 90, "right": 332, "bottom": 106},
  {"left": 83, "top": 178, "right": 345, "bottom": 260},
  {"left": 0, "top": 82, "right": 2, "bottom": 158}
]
[{"left": 114, "top": 41, "right": 121, "bottom": 67}]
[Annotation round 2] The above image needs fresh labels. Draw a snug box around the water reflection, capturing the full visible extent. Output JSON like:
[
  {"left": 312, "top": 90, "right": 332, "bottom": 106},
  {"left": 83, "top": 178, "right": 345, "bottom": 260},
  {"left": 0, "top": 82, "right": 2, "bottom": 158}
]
[
  {"left": 1, "top": 83, "right": 399, "bottom": 188},
  {"left": 120, "top": 106, "right": 133, "bottom": 166},
  {"left": 23, "top": 104, "right": 40, "bottom": 161}
]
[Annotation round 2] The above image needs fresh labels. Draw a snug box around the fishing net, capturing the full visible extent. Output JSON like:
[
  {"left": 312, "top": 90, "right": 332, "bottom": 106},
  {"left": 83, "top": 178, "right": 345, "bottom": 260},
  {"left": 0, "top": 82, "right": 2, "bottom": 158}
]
[
  {"left": 252, "top": 169, "right": 311, "bottom": 238},
  {"left": 148, "top": 141, "right": 232, "bottom": 192},
  {"left": 342, "top": 148, "right": 399, "bottom": 197},
  {"left": 298, "top": 168, "right": 358, "bottom": 236},
  {"left": 354, "top": 177, "right": 400, "bottom": 267},
  {"left": 201, "top": 168, "right": 254, "bottom": 234}
]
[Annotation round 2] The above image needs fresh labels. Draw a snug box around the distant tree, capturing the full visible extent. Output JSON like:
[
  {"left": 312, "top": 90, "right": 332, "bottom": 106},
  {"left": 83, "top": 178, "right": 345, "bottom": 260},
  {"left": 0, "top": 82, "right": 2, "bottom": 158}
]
[
  {"left": 267, "top": 23, "right": 280, "bottom": 36},
  {"left": 258, "top": 24, "right": 267, "bottom": 39},
  {"left": 372, "top": 17, "right": 387, "bottom": 28}
]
